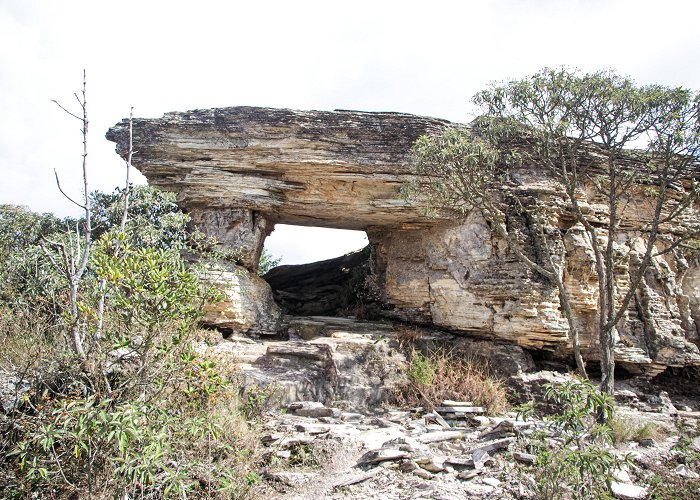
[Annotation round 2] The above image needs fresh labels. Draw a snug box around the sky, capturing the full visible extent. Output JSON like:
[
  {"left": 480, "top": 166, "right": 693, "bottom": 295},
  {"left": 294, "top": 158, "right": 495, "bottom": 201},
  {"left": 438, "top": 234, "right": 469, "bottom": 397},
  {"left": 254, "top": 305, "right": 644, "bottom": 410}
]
[{"left": 1, "top": 0, "right": 699, "bottom": 264}]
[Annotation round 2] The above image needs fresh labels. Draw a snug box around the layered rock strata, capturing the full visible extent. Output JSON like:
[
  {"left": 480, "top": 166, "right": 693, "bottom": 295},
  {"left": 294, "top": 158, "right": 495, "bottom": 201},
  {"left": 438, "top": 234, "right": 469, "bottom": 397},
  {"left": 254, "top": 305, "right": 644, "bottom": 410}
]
[{"left": 107, "top": 106, "right": 700, "bottom": 373}]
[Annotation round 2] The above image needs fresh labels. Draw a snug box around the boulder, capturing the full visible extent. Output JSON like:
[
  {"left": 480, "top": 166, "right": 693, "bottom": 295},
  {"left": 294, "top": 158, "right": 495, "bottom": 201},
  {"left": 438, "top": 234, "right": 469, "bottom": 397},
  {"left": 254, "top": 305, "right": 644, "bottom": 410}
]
[{"left": 200, "top": 261, "right": 282, "bottom": 336}]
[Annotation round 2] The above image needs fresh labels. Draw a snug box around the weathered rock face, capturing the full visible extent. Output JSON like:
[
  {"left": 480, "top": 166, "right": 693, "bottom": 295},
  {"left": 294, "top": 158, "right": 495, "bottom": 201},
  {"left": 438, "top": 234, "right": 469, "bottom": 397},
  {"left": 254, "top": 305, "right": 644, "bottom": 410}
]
[
  {"left": 262, "top": 246, "right": 371, "bottom": 317},
  {"left": 200, "top": 261, "right": 282, "bottom": 336},
  {"left": 106, "top": 107, "right": 451, "bottom": 231},
  {"left": 107, "top": 106, "right": 700, "bottom": 373}
]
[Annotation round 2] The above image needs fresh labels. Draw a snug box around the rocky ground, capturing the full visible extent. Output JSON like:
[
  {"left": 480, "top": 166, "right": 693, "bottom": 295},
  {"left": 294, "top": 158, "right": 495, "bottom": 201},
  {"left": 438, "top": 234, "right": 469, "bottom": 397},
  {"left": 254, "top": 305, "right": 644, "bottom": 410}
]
[
  {"left": 199, "top": 318, "right": 700, "bottom": 499},
  {"left": 5, "top": 314, "right": 697, "bottom": 498},
  {"left": 247, "top": 388, "right": 699, "bottom": 499}
]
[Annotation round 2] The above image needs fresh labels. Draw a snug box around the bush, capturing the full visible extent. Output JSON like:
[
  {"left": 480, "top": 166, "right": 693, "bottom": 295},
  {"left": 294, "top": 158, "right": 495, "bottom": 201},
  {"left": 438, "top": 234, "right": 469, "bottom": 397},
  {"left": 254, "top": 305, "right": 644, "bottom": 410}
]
[
  {"left": 0, "top": 193, "right": 267, "bottom": 498},
  {"left": 516, "top": 379, "right": 632, "bottom": 500},
  {"left": 0, "top": 205, "right": 75, "bottom": 317},
  {"left": 257, "top": 248, "right": 281, "bottom": 276},
  {"left": 1, "top": 312, "right": 262, "bottom": 498},
  {"left": 396, "top": 347, "right": 508, "bottom": 415}
]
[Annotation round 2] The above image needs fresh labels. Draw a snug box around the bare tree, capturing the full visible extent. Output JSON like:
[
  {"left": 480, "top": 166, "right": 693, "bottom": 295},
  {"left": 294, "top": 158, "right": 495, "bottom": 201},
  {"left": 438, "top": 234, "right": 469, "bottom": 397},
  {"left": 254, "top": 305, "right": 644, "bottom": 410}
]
[
  {"left": 42, "top": 72, "right": 136, "bottom": 359},
  {"left": 95, "top": 107, "right": 134, "bottom": 341},
  {"left": 42, "top": 70, "right": 92, "bottom": 359}
]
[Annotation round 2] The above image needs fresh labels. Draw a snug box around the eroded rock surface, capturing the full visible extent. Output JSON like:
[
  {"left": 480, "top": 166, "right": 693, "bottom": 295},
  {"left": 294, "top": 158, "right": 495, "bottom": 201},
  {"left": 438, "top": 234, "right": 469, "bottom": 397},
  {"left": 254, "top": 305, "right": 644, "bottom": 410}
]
[
  {"left": 209, "top": 316, "right": 534, "bottom": 408},
  {"left": 200, "top": 261, "right": 282, "bottom": 336},
  {"left": 107, "top": 106, "right": 700, "bottom": 372}
]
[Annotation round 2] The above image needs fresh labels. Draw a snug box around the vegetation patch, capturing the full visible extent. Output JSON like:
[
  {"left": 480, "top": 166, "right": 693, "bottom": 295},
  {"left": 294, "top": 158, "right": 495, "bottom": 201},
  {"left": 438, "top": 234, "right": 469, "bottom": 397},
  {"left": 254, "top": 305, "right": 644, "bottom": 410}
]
[
  {"left": 395, "top": 347, "right": 508, "bottom": 415},
  {"left": 0, "top": 187, "right": 268, "bottom": 499},
  {"left": 515, "top": 379, "right": 633, "bottom": 500}
]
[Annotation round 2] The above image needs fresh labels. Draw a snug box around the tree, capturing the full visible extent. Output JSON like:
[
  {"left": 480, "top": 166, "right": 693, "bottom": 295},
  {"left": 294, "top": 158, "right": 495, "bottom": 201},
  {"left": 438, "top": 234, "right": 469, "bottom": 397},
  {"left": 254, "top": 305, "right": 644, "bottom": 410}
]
[
  {"left": 0, "top": 206, "right": 74, "bottom": 316},
  {"left": 258, "top": 248, "right": 282, "bottom": 276},
  {"left": 41, "top": 71, "right": 93, "bottom": 359},
  {"left": 408, "top": 126, "right": 590, "bottom": 378},
  {"left": 91, "top": 185, "right": 190, "bottom": 250},
  {"left": 409, "top": 68, "right": 700, "bottom": 395}
]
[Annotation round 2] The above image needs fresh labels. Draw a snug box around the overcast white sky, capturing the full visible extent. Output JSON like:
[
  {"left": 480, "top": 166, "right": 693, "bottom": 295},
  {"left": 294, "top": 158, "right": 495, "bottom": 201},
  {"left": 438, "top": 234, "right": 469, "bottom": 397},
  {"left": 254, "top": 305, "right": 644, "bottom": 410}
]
[{"left": 2, "top": 0, "right": 699, "bottom": 264}]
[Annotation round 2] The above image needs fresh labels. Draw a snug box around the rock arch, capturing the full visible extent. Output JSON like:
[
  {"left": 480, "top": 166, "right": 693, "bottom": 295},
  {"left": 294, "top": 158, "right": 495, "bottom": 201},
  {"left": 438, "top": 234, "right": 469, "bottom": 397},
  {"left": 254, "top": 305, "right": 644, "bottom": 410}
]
[{"left": 107, "top": 106, "right": 700, "bottom": 374}]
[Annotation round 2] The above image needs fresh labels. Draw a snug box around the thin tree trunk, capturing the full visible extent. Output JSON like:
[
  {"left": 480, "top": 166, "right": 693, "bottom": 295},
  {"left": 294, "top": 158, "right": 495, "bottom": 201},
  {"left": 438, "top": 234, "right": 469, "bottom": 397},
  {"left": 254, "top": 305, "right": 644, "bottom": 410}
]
[
  {"left": 554, "top": 278, "right": 587, "bottom": 377},
  {"left": 94, "top": 107, "right": 133, "bottom": 342}
]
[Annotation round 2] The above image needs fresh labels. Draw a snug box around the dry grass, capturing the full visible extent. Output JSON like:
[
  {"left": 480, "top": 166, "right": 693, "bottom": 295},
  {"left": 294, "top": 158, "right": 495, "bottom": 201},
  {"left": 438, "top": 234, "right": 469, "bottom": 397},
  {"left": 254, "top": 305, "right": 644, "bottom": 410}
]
[
  {"left": 394, "top": 326, "right": 424, "bottom": 350},
  {"left": 609, "top": 416, "right": 664, "bottom": 445},
  {"left": 395, "top": 347, "right": 509, "bottom": 415}
]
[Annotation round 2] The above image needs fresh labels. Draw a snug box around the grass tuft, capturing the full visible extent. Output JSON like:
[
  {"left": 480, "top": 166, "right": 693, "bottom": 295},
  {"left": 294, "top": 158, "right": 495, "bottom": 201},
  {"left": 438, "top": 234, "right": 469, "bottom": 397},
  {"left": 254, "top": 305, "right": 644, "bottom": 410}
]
[
  {"left": 609, "top": 416, "right": 663, "bottom": 445},
  {"left": 395, "top": 347, "right": 508, "bottom": 415}
]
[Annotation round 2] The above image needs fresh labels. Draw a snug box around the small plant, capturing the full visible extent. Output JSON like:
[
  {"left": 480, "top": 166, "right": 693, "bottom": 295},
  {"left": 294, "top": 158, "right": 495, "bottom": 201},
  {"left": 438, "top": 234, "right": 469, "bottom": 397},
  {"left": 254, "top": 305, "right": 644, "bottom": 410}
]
[
  {"left": 288, "top": 444, "right": 319, "bottom": 468},
  {"left": 240, "top": 384, "right": 282, "bottom": 421},
  {"left": 609, "top": 416, "right": 662, "bottom": 445},
  {"left": 406, "top": 349, "right": 435, "bottom": 385},
  {"left": 257, "top": 248, "right": 281, "bottom": 276},
  {"left": 244, "top": 471, "right": 261, "bottom": 486},
  {"left": 518, "top": 379, "right": 632, "bottom": 500},
  {"left": 672, "top": 418, "right": 700, "bottom": 467}
]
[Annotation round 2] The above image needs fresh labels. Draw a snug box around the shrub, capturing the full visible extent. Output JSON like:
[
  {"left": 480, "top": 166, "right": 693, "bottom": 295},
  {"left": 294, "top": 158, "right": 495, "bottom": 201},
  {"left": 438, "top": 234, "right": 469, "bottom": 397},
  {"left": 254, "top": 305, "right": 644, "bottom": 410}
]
[
  {"left": 0, "top": 202, "right": 264, "bottom": 498},
  {"left": 257, "top": 248, "right": 281, "bottom": 276},
  {"left": 1, "top": 316, "right": 261, "bottom": 499},
  {"left": 517, "top": 379, "right": 632, "bottom": 500}
]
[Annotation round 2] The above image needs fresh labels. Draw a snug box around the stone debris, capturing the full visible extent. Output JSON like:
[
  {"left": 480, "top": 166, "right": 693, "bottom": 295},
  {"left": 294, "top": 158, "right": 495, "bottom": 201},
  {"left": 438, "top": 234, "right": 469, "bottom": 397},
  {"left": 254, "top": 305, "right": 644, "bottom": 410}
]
[
  {"left": 512, "top": 451, "right": 537, "bottom": 465},
  {"left": 340, "top": 412, "right": 364, "bottom": 422},
  {"left": 464, "top": 437, "right": 516, "bottom": 456},
  {"left": 482, "top": 477, "right": 502, "bottom": 487},
  {"left": 610, "top": 481, "right": 649, "bottom": 499},
  {"left": 258, "top": 399, "right": 530, "bottom": 498},
  {"left": 424, "top": 410, "right": 451, "bottom": 429},
  {"left": 288, "top": 401, "right": 342, "bottom": 418},
  {"left": 470, "top": 415, "right": 491, "bottom": 428},
  {"left": 418, "top": 430, "right": 466, "bottom": 444},
  {"left": 675, "top": 464, "right": 700, "bottom": 478},
  {"left": 472, "top": 449, "right": 490, "bottom": 470},
  {"left": 436, "top": 405, "right": 485, "bottom": 414},
  {"left": 248, "top": 372, "right": 693, "bottom": 499},
  {"left": 294, "top": 423, "right": 331, "bottom": 434},
  {"left": 412, "top": 468, "right": 434, "bottom": 480},
  {"left": 358, "top": 449, "right": 408, "bottom": 465},
  {"left": 638, "top": 438, "right": 656, "bottom": 447},
  {"left": 479, "top": 419, "right": 517, "bottom": 439},
  {"left": 0, "top": 372, "right": 30, "bottom": 413},
  {"left": 415, "top": 455, "right": 446, "bottom": 473},
  {"left": 457, "top": 469, "right": 483, "bottom": 481},
  {"left": 332, "top": 467, "right": 382, "bottom": 490}
]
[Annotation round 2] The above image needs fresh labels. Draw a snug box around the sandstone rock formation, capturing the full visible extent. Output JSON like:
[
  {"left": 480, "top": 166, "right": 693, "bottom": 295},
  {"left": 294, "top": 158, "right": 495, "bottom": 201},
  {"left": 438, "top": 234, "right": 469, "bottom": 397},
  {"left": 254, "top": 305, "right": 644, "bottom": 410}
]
[
  {"left": 200, "top": 260, "right": 282, "bottom": 336},
  {"left": 107, "top": 106, "right": 700, "bottom": 374}
]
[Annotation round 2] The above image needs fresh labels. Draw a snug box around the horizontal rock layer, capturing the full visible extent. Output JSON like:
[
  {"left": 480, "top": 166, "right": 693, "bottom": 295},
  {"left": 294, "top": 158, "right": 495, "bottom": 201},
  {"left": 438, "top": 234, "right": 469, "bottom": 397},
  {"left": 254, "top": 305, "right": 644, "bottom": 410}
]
[{"left": 106, "top": 107, "right": 451, "bottom": 230}]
